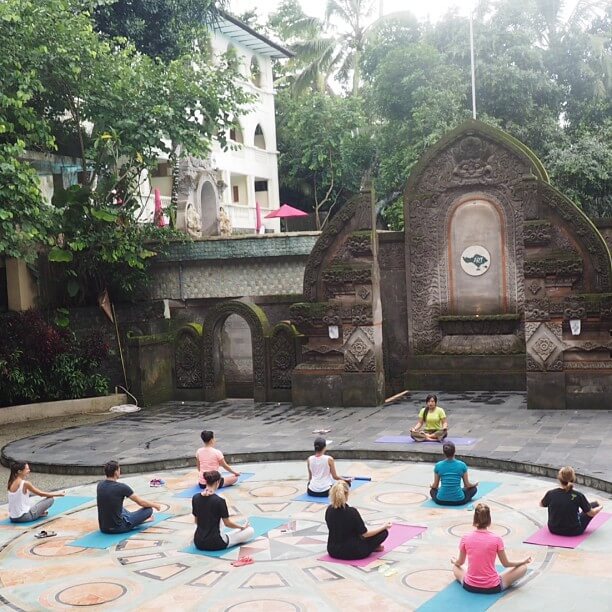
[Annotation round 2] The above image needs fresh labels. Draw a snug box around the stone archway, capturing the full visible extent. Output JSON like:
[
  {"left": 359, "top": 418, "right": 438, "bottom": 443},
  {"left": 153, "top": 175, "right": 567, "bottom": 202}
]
[
  {"left": 199, "top": 180, "right": 218, "bottom": 236},
  {"left": 202, "top": 301, "right": 270, "bottom": 402}
]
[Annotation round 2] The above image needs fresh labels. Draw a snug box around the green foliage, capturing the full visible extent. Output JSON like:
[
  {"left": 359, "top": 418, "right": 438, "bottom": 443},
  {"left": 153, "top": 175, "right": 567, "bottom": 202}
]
[
  {"left": 276, "top": 90, "right": 374, "bottom": 228},
  {"left": 0, "top": 0, "right": 249, "bottom": 288},
  {"left": 92, "top": 0, "right": 221, "bottom": 62},
  {"left": 0, "top": 310, "right": 110, "bottom": 407}
]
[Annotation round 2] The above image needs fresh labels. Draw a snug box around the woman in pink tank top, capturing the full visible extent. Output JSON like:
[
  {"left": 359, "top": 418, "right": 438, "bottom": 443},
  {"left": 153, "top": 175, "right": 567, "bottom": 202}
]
[
  {"left": 196, "top": 431, "right": 240, "bottom": 488},
  {"left": 452, "top": 503, "right": 532, "bottom": 594}
]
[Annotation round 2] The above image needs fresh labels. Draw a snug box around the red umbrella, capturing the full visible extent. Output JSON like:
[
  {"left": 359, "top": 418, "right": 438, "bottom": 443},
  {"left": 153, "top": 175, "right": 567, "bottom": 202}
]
[
  {"left": 153, "top": 188, "right": 165, "bottom": 227},
  {"left": 255, "top": 201, "right": 263, "bottom": 233},
  {"left": 265, "top": 204, "right": 309, "bottom": 219}
]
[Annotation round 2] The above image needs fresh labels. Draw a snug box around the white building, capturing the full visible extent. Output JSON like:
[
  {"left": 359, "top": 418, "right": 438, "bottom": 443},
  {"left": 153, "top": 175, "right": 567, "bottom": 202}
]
[{"left": 147, "top": 11, "right": 293, "bottom": 236}]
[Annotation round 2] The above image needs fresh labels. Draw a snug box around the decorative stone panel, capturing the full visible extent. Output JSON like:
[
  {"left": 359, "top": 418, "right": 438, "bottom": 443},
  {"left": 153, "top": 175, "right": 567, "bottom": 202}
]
[
  {"left": 174, "top": 324, "right": 203, "bottom": 388},
  {"left": 526, "top": 322, "right": 564, "bottom": 372}
]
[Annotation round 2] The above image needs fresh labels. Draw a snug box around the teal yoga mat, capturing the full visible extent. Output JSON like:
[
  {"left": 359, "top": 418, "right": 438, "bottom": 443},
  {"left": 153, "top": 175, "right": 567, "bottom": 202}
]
[
  {"left": 174, "top": 472, "right": 255, "bottom": 499},
  {"left": 421, "top": 482, "right": 501, "bottom": 508},
  {"left": 181, "top": 516, "right": 288, "bottom": 558},
  {"left": 293, "top": 478, "right": 370, "bottom": 504},
  {"left": 417, "top": 580, "right": 506, "bottom": 612},
  {"left": 67, "top": 513, "right": 173, "bottom": 549},
  {"left": 0, "top": 496, "right": 94, "bottom": 526}
]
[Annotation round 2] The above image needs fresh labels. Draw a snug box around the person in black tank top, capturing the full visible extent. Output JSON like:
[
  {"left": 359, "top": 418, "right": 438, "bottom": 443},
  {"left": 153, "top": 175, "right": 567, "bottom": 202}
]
[
  {"left": 540, "top": 466, "right": 603, "bottom": 536},
  {"left": 325, "top": 481, "right": 390, "bottom": 560}
]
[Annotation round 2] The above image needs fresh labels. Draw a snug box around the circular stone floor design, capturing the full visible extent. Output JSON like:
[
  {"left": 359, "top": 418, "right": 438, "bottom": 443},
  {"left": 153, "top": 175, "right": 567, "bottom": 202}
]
[{"left": 0, "top": 461, "right": 611, "bottom": 611}]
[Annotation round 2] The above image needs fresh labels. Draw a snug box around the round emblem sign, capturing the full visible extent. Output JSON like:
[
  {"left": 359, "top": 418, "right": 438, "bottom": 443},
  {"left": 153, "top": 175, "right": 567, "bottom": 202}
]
[{"left": 460, "top": 245, "right": 491, "bottom": 276}]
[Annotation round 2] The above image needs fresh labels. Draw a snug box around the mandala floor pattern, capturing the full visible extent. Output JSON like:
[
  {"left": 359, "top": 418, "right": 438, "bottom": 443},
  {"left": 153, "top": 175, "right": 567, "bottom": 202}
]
[{"left": 1, "top": 461, "right": 610, "bottom": 611}]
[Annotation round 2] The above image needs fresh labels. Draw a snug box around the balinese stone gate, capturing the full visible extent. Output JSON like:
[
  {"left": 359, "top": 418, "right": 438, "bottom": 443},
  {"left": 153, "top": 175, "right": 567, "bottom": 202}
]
[
  {"left": 292, "top": 119, "right": 612, "bottom": 408},
  {"left": 290, "top": 191, "right": 386, "bottom": 406},
  {"left": 171, "top": 302, "right": 302, "bottom": 403}
]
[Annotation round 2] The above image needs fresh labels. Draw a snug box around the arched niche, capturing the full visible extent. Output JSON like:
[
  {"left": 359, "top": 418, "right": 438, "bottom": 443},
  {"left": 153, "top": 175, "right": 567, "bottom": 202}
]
[
  {"left": 229, "top": 124, "right": 244, "bottom": 144},
  {"left": 447, "top": 197, "right": 508, "bottom": 314},
  {"left": 202, "top": 301, "right": 270, "bottom": 402},
  {"left": 254, "top": 124, "right": 266, "bottom": 150},
  {"left": 250, "top": 56, "right": 263, "bottom": 87},
  {"left": 199, "top": 180, "right": 218, "bottom": 236}
]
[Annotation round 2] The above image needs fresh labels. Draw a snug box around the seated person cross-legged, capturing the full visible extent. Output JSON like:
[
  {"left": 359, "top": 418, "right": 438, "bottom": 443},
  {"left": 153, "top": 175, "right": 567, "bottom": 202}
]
[
  {"left": 192, "top": 470, "right": 255, "bottom": 551},
  {"left": 430, "top": 442, "right": 478, "bottom": 506},
  {"left": 325, "top": 481, "right": 391, "bottom": 560},
  {"left": 196, "top": 430, "right": 240, "bottom": 489},
  {"left": 452, "top": 503, "right": 532, "bottom": 594},
  {"left": 410, "top": 394, "right": 448, "bottom": 442},
  {"left": 307, "top": 437, "right": 351, "bottom": 497},
  {"left": 97, "top": 460, "right": 161, "bottom": 534},
  {"left": 541, "top": 466, "right": 603, "bottom": 536}
]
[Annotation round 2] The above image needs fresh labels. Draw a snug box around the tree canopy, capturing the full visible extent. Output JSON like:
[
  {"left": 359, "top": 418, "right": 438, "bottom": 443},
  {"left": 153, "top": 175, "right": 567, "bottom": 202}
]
[{"left": 268, "top": 0, "right": 611, "bottom": 226}]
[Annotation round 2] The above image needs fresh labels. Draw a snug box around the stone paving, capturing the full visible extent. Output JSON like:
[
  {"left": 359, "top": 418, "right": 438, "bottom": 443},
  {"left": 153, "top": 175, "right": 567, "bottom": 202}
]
[
  {"left": 1, "top": 460, "right": 610, "bottom": 611},
  {"left": 3, "top": 393, "right": 612, "bottom": 491}
]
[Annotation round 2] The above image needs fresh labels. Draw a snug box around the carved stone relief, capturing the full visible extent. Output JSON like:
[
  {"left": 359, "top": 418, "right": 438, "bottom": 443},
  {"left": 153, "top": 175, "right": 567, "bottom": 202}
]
[
  {"left": 343, "top": 326, "right": 376, "bottom": 372},
  {"left": 525, "top": 321, "right": 564, "bottom": 372},
  {"left": 175, "top": 327, "right": 203, "bottom": 388}
]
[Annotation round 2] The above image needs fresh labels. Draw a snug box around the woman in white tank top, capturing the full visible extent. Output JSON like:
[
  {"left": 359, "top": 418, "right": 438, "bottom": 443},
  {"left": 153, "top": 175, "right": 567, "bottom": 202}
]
[
  {"left": 306, "top": 438, "right": 351, "bottom": 497},
  {"left": 7, "top": 461, "right": 64, "bottom": 523}
]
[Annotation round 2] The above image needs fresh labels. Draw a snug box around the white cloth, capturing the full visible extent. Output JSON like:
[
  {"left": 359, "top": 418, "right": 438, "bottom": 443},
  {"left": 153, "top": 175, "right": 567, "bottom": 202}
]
[
  {"left": 223, "top": 525, "right": 255, "bottom": 548},
  {"left": 308, "top": 455, "right": 334, "bottom": 493},
  {"left": 8, "top": 481, "right": 31, "bottom": 519}
]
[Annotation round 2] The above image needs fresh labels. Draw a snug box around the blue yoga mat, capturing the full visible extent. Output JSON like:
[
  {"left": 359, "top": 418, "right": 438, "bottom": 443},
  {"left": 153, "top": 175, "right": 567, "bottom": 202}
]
[
  {"left": 292, "top": 478, "right": 370, "bottom": 504},
  {"left": 68, "top": 513, "right": 173, "bottom": 549},
  {"left": 417, "top": 579, "right": 506, "bottom": 612},
  {"left": 174, "top": 472, "right": 255, "bottom": 498},
  {"left": 421, "top": 482, "right": 501, "bottom": 508},
  {"left": 0, "top": 496, "right": 94, "bottom": 526},
  {"left": 181, "top": 516, "right": 288, "bottom": 558}
]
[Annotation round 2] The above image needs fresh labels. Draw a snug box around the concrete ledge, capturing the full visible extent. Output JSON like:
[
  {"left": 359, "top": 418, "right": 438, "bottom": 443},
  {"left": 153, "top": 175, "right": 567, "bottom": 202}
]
[
  {"left": 0, "top": 394, "right": 127, "bottom": 425},
  {"left": 3, "top": 447, "right": 611, "bottom": 495}
]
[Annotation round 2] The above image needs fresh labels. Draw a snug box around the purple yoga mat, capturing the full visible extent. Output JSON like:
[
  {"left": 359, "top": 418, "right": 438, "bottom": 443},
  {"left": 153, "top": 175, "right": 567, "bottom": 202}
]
[
  {"left": 318, "top": 523, "right": 427, "bottom": 567},
  {"left": 523, "top": 512, "right": 611, "bottom": 549},
  {"left": 375, "top": 435, "right": 477, "bottom": 445}
]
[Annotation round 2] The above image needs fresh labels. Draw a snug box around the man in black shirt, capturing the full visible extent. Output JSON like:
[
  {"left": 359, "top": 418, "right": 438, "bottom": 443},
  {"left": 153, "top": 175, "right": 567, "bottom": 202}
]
[
  {"left": 97, "top": 460, "right": 161, "bottom": 534},
  {"left": 541, "top": 466, "right": 603, "bottom": 536}
]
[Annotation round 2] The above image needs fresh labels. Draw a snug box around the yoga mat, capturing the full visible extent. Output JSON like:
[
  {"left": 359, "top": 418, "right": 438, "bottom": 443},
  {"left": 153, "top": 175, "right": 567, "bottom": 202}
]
[
  {"left": 421, "top": 482, "right": 502, "bottom": 508},
  {"left": 523, "top": 512, "right": 611, "bottom": 549},
  {"left": 181, "top": 516, "right": 288, "bottom": 558},
  {"left": 318, "top": 523, "right": 427, "bottom": 567},
  {"left": 416, "top": 579, "right": 505, "bottom": 612},
  {"left": 375, "top": 436, "right": 477, "bottom": 445},
  {"left": 0, "top": 496, "right": 94, "bottom": 526},
  {"left": 292, "top": 478, "right": 370, "bottom": 504},
  {"left": 68, "top": 513, "right": 173, "bottom": 549},
  {"left": 174, "top": 472, "right": 255, "bottom": 498}
]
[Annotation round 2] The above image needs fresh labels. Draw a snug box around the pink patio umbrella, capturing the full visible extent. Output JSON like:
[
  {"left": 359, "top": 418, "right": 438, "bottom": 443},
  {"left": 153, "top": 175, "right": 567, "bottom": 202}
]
[
  {"left": 264, "top": 204, "right": 309, "bottom": 219},
  {"left": 255, "top": 201, "right": 263, "bottom": 233},
  {"left": 153, "top": 188, "right": 165, "bottom": 227}
]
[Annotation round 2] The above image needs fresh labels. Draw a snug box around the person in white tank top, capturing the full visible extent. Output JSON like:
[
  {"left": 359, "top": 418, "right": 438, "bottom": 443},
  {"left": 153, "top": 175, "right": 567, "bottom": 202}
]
[
  {"left": 7, "top": 461, "right": 65, "bottom": 523},
  {"left": 306, "top": 438, "right": 352, "bottom": 497}
]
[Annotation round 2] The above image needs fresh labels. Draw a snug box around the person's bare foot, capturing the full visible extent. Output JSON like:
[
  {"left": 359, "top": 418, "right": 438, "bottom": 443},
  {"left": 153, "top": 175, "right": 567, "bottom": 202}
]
[
  {"left": 375, "top": 545, "right": 384, "bottom": 552},
  {"left": 41, "top": 512, "right": 48, "bottom": 517}
]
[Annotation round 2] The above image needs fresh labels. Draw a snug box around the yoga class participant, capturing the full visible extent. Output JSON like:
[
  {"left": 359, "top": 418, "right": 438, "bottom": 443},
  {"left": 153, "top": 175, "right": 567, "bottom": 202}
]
[
  {"left": 7, "top": 461, "right": 65, "bottom": 523},
  {"left": 541, "top": 466, "right": 603, "bottom": 536},
  {"left": 196, "top": 430, "right": 240, "bottom": 489},
  {"left": 97, "top": 460, "right": 161, "bottom": 534},
  {"left": 410, "top": 394, "right": 448, "bottom": 442},
  {"left": 325, "top": 481, "right": 391, "bottom": 560},
  {"left": 452, "top": 503, "right": 532, "bottom": 593},
  {"left": 430, "top": 441, "right": 478, "bottom": 505},
  {"left": 307, "top": 437, "right": 350, "bottom": 497},
  {"left": 192, "top": 470, "right": 254, "bottom": 551}
]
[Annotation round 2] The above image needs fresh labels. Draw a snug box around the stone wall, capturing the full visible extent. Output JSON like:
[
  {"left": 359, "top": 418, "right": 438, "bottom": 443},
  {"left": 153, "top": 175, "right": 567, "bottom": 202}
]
[{"left": 147, "top": 233, "right": 318, "bottom": 300}]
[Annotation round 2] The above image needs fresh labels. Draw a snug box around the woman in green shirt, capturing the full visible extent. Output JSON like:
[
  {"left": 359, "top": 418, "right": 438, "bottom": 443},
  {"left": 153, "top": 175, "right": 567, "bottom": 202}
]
[{"left": 410, "top": 394, "right": 448, "bottom": 442}]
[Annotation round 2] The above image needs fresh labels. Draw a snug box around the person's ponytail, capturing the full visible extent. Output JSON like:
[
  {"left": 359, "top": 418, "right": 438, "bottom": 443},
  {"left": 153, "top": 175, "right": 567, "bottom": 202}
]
[
  {"left": 473, "top": 503, "right": 492, "bottom": 529},
  {"left": 329, "top": 481, "right": 349, "bottom": 509},
  {"left": 7, "top": 461, "right": 26, "bottom": 490},
  {"left": 558, "top": 466, "right": 576, "bottom": 490}
]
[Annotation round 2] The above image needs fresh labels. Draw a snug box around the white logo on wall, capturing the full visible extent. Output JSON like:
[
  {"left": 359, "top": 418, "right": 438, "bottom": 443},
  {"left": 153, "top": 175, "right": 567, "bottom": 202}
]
[{"left": 461, "top": 245, "right": 491, "bottom": 276}]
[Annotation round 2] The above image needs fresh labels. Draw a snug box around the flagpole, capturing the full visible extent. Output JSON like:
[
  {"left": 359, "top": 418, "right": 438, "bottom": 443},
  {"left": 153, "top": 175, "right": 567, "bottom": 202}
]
[{"left": 469, "top": 10, "right": 477, "bottom": 119}]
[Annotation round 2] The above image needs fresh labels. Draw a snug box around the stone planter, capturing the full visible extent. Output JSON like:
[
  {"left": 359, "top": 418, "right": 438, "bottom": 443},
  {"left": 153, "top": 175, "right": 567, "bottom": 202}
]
[{"left": 0, "top": 393, "right": 128, "bottom": 425}]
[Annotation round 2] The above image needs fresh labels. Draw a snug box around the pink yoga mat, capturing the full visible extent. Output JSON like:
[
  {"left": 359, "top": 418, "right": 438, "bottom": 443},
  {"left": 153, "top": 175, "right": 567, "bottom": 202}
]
[
  {"left": 318, "top": 523, "right": 427, "bottom": 567},
  {"left": 524, "top": 512, "right": 611, "bottom": 549}
]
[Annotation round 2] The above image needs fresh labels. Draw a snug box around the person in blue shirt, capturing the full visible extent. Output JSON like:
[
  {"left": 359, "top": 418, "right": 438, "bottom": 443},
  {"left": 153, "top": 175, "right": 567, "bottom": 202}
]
[{"left": 430, "top": 441, "right": 478, "bottom": 505}]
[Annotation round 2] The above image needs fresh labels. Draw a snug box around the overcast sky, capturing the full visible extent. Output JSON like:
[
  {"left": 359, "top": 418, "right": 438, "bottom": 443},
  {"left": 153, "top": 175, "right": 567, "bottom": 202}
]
[{"left": 229, "top": 0, "right": 581, "bottom": 25}]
